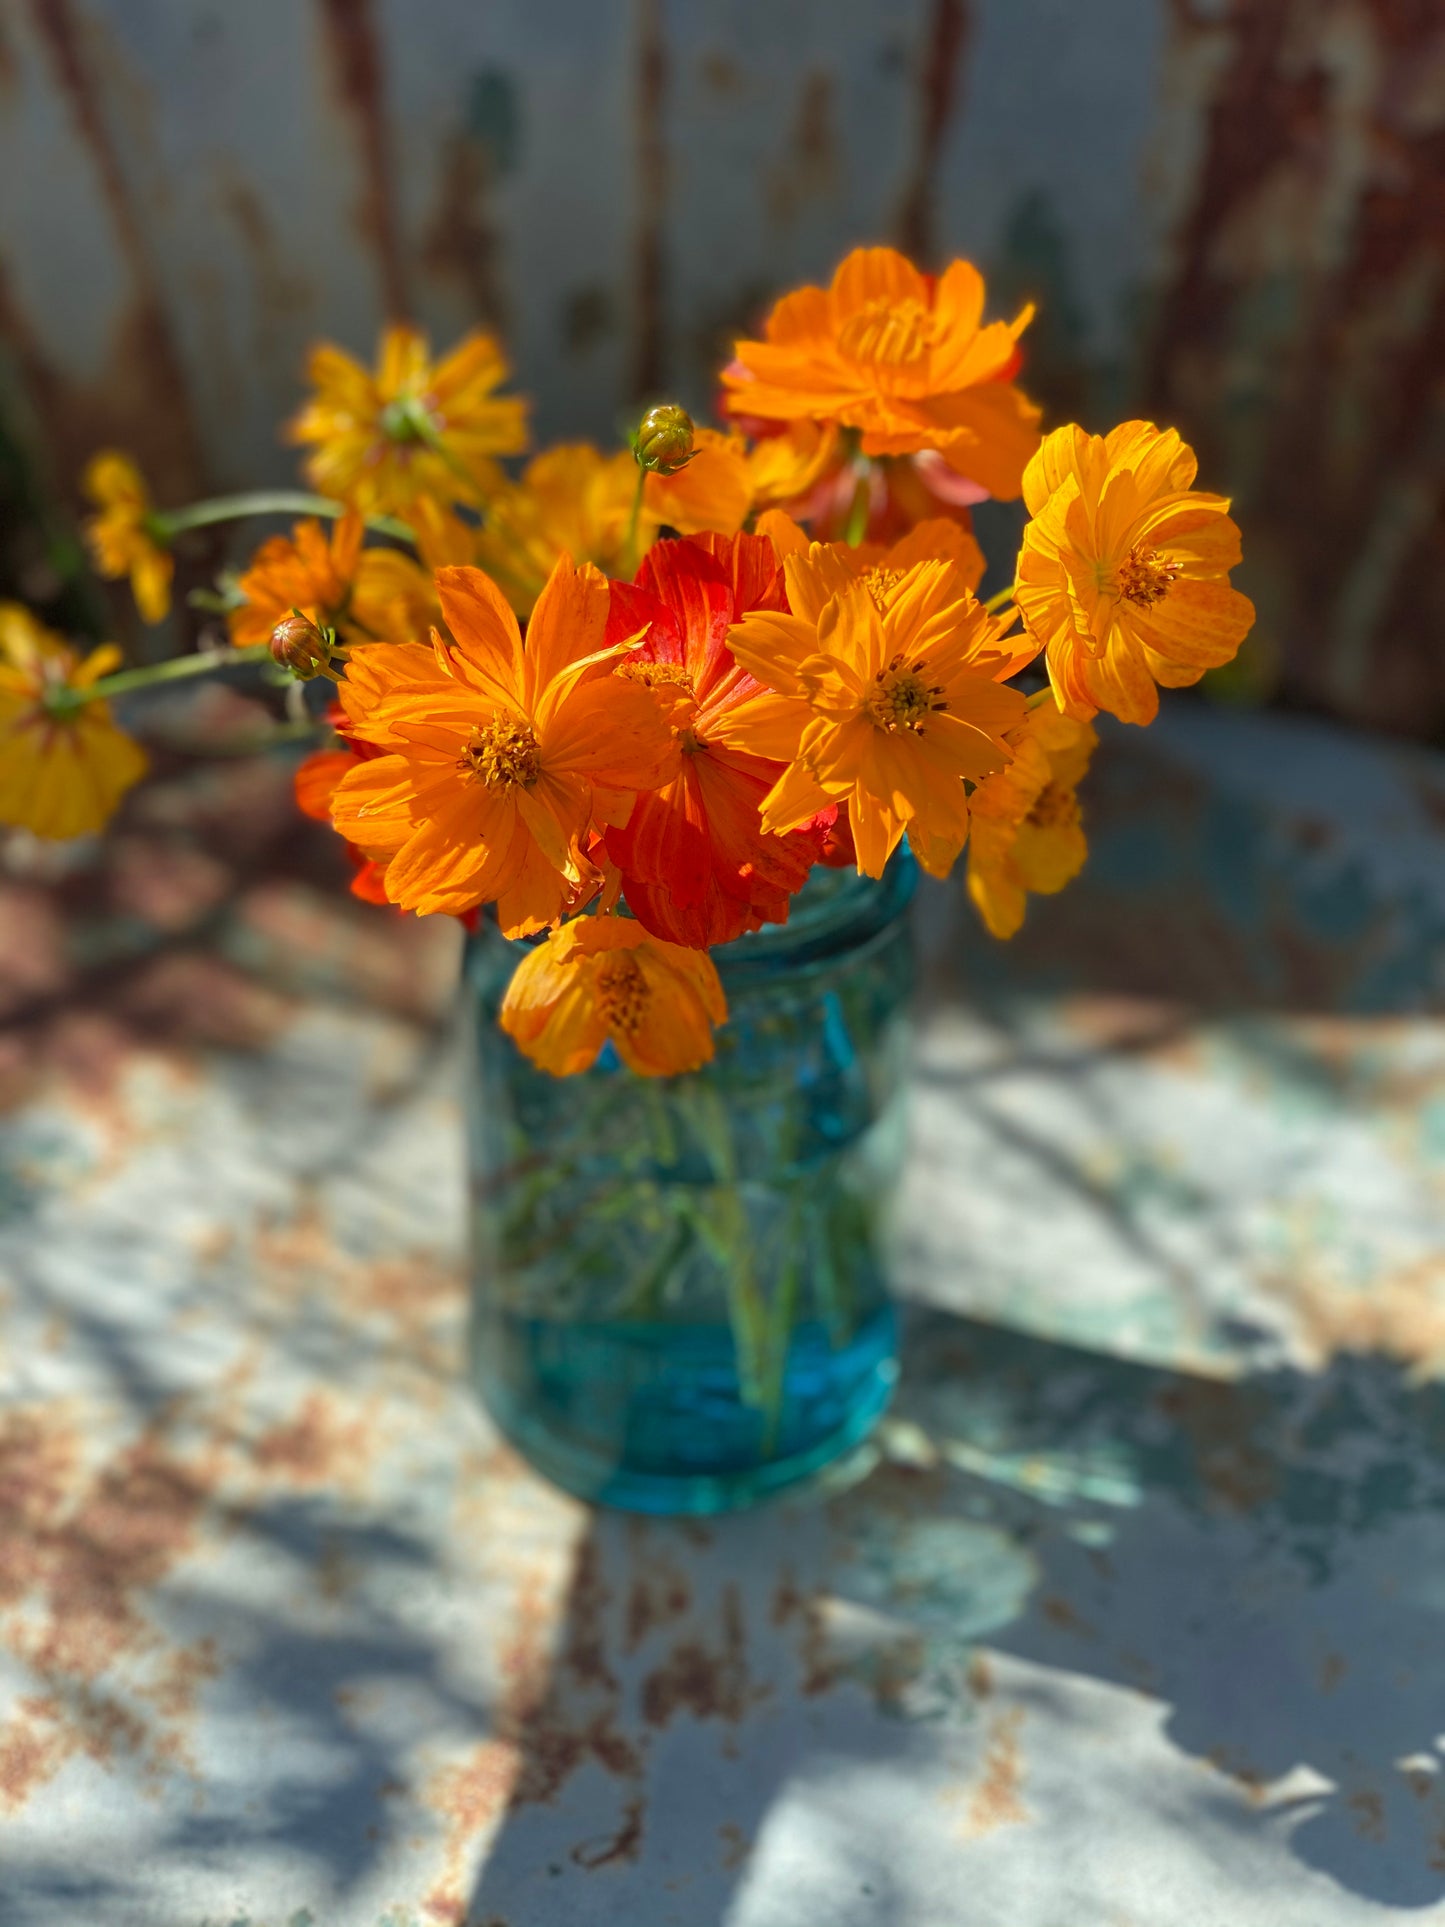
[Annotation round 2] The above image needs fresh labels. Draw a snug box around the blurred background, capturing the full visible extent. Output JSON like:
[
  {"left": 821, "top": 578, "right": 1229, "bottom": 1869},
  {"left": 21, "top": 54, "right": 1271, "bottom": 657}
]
[
  {"left": 0, "top": 0, "right": 1442, "bottom": 737},
  {"left": 5, "top": 10, "right": 1445, "bottom": 1921}
]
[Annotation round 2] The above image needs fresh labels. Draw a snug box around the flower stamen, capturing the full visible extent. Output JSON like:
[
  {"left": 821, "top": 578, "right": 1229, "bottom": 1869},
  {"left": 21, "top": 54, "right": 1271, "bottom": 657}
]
[
  {"left": 862, "top": 565, "right": 908, "bottom": 612},
  {"left": 594, "top": 952, "right": 650, "bottom": 1035},
  {"left": 458, "top": 712, "right": 541, "bottom": 789},
  {"left": 1115, "top": 544, "right": 1182, "bottom": 607},
  {"left": 836, "top": 297, "right": 934, "bottom": 372},
  {"left": 867, "top": 666, "right": 937, "bottom": 734},
  {"left": 617, "top": 660, "right": 695, "bottom": 693},
  {"left": 1026, "top": 782, "right": 1080, "bottom": 832}
]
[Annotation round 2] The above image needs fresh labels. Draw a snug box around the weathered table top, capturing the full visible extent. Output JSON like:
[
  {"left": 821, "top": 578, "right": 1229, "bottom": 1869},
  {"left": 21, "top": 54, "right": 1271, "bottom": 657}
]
[{"left": 2, "top": 695, "right": 1443, "bottom": 1926}]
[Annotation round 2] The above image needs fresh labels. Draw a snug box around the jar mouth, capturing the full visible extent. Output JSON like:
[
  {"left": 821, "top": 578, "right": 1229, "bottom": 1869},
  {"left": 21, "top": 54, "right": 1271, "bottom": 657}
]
[
  {"left": 713, "top": 848, "right": 918, "bottom": 985},
  {"left": 466, "top": 849, "right": 917, "bottom": 981}
]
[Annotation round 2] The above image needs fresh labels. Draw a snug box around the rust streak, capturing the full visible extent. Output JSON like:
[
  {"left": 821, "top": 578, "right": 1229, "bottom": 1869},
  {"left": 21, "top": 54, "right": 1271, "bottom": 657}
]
[
  {"left": 639, "top": 1584, "right": 749, "bottom": 1728},
  {"left": 420, "top": 136, "right": 508, "bottom": 334},
  {"left": 896, "top": 0, "right": 972, "bottom": 265},
  {"left": 1147, "top": 0, "right": 1445, "bottom": 736},
  {"left": 961, "top": 1706, "right": 1029, "bottom": 1838},
  {"left": 571, "top": 1795, "right": 645, "bottom": 1869},
  {"left": 316, "top": 0, "right": 410, "bottom": 321},
  {"left": 631, "top": 0, "right": 668, "bottom": 399}
]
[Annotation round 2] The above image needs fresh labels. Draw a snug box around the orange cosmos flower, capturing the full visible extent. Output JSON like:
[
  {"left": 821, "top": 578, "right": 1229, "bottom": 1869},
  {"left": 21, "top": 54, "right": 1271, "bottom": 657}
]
[
  {"left": 82, "top": 451, "right": 173, "bottom": 624},
  {"left": 500, "top": 916, "right": 726, "bottom": 1078},
  {"left": 0, "top": 605, "right": 147, "bottom": 839},
  {"left": 760, "top": 508, "right": 985, "bottom": 599},
  {"left": 604, "top": 532, "right": 832, "bottom": 949},
  {"left": 470, "top": 444, "right": 639, "bottom": 616},
  {"left": 966, "top": 702, "right": 1097, "bottom": 938},
  {"left": 287, "top": 325, "right": 529, "bottom": 516},
  {"left": 728, "top": 544, "right": 1032, "bottom": 879},
  {"left": 724, "top": 247, "right": 1041, "bottom": 500},
  {"left": 228, "top": 512, "right": 435, "bottom": 650},
  {"left": 1015, "top": 421, "right": 1256, "bottom": 726},
  {"left": 328, "top": 557, "right": 676, "bottom": 933},
  {"left": 735, "top": 420, "right": 843, "bottom": 516}
]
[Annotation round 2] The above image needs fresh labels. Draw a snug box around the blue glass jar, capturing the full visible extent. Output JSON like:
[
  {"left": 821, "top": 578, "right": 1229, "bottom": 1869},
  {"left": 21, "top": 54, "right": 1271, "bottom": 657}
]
[{"left": 461, "top": 854, "right": 916, "bottom": 1513}]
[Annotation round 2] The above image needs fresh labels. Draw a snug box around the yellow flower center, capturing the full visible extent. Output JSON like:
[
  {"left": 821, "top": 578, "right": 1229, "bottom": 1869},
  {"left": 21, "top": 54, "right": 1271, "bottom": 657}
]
[
  {"left": 866, "top": 653, "right": 946, "bottom": 734},
  {"left": 861, "top": 565, "right": 908, "bottom": 612},
  {"left": 1115, "top": 545, "right": 1182, "bottom": 607},
  {"left": 838, "top": 297, "right": 934, "bottom": 372},
  {"left": 594, "top": 952, "right": 650, "bottom": 1035},
  {"left": 379, "top": 393, "right": 439, "bottom": 446},
  {"left": 1025, "top": 782, "right": 1078, "bottom": 832},
  {"left": 618, "top": 660, "right": 695, "bottom": 694},
  {"left": 458, "top": 712, "right": 541, "bottom": 789}
]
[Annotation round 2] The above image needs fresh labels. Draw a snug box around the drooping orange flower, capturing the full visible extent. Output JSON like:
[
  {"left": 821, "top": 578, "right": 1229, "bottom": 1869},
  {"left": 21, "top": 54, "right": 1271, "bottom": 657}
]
[
  {"left": 328, "top": 557, "right": 676, "bottom": 932},
  {"left": 1015, "top": 422, "right": 1256, "bottom": 726},
  {"left": 966, "top": 702, "right": 1097, "bottom": 938},
  {"left": 82, "top": 451, "right": 173, "bottom": 624},
  {"left": 228, "top": 512, "right": 435, "bottom": 650},
  {"left": 603, "top": 533, "right": 832, "bottom": 948},
  {"left": 287, "top": 325, "right": 529, "bottom": 516},
  {"left": 724, "top": 247, "right": 1041, "bottom": 500},
  {"left": 728, "top": 543, "right": 1032, "bottom": 878},
  {"left": 470, "top": 444, "right": 639, "bottom": 616},
  {"left": 500, "top": 916, "right": 726, "bottom": 1078},
  {"left": 0, "top": 605, "right": 147, "bottom": 839}
]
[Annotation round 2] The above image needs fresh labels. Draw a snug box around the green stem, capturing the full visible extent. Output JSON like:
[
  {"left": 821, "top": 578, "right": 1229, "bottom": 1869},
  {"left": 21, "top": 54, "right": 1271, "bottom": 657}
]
[
  {"left": 56, "top": 643, "right": 270, "bottom": 711},
  {"left": 622, "top": 462, "right": 647, "bottom": 577},
  {"left": 842, "top": 468, "right": 871, "bottom": 548},
  {"left": 154, "top": 493, "right": 415, "bottom": 545},
  {"left": 982, "top": 585, "right": 1016, "bottom": 615}
]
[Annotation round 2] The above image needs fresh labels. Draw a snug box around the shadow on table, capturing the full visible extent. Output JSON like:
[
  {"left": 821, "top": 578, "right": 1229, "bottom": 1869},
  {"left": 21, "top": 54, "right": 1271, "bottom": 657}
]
[{"left": 466, "top": 1311, "right": 1445, "bottom": 1923}]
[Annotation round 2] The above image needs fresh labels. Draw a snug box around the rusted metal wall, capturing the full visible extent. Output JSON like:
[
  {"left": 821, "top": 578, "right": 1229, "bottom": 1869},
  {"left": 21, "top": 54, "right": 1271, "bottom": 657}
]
[{"left": 0, "top": 0, "right": 1441, "bottom": 735}]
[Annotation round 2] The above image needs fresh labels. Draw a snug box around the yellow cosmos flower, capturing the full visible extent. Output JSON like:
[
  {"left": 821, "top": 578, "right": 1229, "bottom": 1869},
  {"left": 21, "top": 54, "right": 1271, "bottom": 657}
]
[
  {"left": 329, "top": 556, "right": 676, "bottom": 933},
  {"left": 966, "top": 702, "right": 1097, "bottom": 938},
  {"left": 0, "top": 605, "right": 147, "bottom": 839},
  {"left": 1015, "top": 421, "right": 1255, "bottom": 726},
  {"left": 287, "top": 325, "right": 529, "bottom": 516},
  {"left": 470, "top": 444, "right": 639, "bottom": 616},
  {"left": 228, "top": 511, "right": 437, "bottom": 649},
  {"left": 500, "top": 916, "right": 727, "bottom": 1078},
  {"left": 82, "top": 451, "right": 173, "bottom": 624},
  {"left": 643, "top": 427, "right": 752, "bottom": 536},
  {"left": 726, "top": 545, "right": 1031, "bottom": 879}
]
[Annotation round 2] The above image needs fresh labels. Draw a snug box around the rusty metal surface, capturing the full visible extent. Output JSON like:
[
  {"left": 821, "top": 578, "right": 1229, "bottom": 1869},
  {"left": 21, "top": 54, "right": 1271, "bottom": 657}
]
[
  {"left": 1, "top": 700, "right": 1444, "bottom": 1923},
  {"left": 1, "top": 1, "right": 1443, "bottom": 729}
]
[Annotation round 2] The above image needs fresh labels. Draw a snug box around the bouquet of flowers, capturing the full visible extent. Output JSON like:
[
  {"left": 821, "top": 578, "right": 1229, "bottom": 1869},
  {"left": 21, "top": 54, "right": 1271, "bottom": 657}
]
[{"left": 6, "top": 245, "right": 1253, "bottom": 1075}]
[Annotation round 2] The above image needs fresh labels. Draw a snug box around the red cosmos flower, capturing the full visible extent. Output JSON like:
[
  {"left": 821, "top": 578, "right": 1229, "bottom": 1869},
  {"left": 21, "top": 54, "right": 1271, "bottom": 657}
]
[
  {"left": 295, "top": 722, "right": 391, "bottom": 904},
  {"left": 295, "top": 712, "right": 488, "bottom": 933},
  {"left": 604, "top": 532, "right": 832, "bottom": 948}
]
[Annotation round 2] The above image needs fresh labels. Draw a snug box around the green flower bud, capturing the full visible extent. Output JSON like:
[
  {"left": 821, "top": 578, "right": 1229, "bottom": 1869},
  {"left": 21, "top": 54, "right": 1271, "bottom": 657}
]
[
  {"left": 634, "top": 404, "right": 696, "bottom": 475},
  {"left": 269, "top": 611, "right": 335, "bottom": 680}
]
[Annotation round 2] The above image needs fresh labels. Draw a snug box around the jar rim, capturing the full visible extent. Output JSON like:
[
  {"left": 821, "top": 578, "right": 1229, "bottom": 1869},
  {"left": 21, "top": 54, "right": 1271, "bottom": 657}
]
[{"left": 713, "top": 848, "right": 918, "bottom": 985}]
